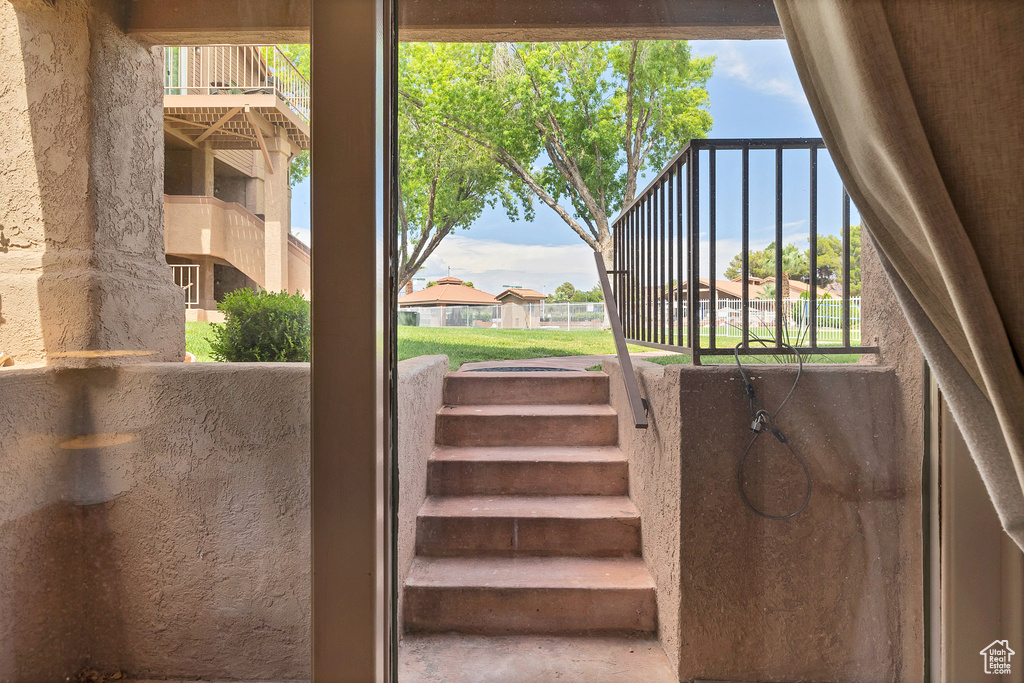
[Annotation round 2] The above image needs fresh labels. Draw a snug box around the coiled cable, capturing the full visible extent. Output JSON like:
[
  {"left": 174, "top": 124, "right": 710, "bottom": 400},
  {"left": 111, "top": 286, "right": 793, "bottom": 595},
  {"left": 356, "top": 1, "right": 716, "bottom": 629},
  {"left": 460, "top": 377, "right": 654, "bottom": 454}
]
[{"left": 733, "top": 338, "right": 811, "bottom": 520}]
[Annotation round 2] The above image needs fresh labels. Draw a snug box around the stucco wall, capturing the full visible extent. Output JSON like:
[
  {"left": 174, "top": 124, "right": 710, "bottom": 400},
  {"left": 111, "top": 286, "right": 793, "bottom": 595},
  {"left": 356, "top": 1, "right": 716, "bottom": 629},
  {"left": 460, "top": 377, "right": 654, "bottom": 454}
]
[
  {"left": 396, "top": 355, "right": 448, "bottom": 630},
  {"left": 0, "top": 0, "right": 183, "bottom": 367},
  {"left": 0, "top": 363, "right": 311, "bottom": 682},
  {"left": 604, "top": 359, "right": 922, "bottom": 683}
]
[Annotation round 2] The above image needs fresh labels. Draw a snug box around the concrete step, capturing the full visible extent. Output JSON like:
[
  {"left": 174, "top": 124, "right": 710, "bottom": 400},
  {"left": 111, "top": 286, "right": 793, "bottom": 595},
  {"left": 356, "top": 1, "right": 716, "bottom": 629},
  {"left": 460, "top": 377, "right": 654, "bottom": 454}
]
[
  {"left": 436, "top": 404, "right": 618, "bottom": 447},
  {"left": 404, "top": 556, "right": 656, "bottom": 635},
  {"left": 399, "top": 634, "right": 677, "bottom": 683},
  {"left": 428, "top": 446, "right": 628, "bottom": 496},
  {"left": 416, "top": 495, "right": 641, "bottom": 557},
  {"left": 444, "top": 371, "right": 610, "bottom": 406}
]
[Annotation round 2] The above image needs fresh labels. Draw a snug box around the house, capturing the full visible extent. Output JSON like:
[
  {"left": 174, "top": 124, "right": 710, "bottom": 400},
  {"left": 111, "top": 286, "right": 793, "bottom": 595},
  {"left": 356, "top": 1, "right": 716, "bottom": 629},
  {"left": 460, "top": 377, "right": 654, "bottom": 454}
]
[
  {"left": 397, "top": 276, "right": 498, "bottom": 326},
  {"left": 495, "top": 287, "right": 546, "bottom": 328},
  {"left": 162, "top": 45, "right": 311, "bottom": 321},
  {"left": 980, "top": 640, "right": 1015, "bottom": 675},
  {"left": 676, "top": 276, "right": 831, "bottom": 302}
]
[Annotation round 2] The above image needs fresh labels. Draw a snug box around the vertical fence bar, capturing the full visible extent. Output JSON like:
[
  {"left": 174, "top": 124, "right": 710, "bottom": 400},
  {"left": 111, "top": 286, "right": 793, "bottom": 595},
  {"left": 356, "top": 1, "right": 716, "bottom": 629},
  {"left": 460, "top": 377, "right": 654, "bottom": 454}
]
[
  {"left": 741, "top": 145, "right": 750, "bottom": 349},
  {"left": 809, "top": 144, "right": 819, "bottom": 348},
  {"left": 774, "top": 146, "right": 784, "bottom": 349},
  {"left": 689, "top": 148, "right": 701, "bottom": 364},
  {"left": 708, "top": 148, "right": 717, "bottom": 351},
  {"left": 653, "top": 183, "right": 660, "bottom": 342},
  {"left": 842, "top": 189, "right": 851, "bottom": 347},
  {"left": 643, "top": 193, "right": 650, "bottom": 342},
  {"left": 667, "top": 169, "right": 674, "bottom": 346},
  {"left": 677, "top": 158, "right": 685, "bottom": 348},
  {"left": 633, "top": 208, "right": 639, "bottom": 340},
  {"left": 660, "top": 178, "right": 667, "bottom": 344}
]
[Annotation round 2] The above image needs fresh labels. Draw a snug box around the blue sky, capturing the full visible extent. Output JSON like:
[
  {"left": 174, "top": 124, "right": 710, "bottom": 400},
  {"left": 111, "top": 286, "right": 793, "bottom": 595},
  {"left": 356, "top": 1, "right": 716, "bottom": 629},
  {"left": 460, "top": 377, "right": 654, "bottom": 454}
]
[{"left": 290, "top": 40, "right": 858, "bottom": 296}]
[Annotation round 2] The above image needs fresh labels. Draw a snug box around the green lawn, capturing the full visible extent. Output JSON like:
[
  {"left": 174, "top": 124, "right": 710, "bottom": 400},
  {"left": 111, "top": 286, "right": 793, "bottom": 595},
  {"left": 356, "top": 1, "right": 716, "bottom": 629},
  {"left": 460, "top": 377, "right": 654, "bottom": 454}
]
[
  {"left": 398, "top": 326, "right": 649, "bottom": 371},
  {"left": 188, "top": 321, "right": 860, "bottom": 368},
  {"left": 185, "top": 321, "right": 216, "bottom": 361}
]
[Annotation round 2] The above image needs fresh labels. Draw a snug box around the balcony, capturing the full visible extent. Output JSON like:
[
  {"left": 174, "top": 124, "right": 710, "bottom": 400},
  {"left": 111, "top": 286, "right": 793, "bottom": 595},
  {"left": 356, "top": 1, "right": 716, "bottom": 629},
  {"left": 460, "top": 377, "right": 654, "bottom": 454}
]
[{"left": 163, "top": 45, "right": 310, "bottom": 151}]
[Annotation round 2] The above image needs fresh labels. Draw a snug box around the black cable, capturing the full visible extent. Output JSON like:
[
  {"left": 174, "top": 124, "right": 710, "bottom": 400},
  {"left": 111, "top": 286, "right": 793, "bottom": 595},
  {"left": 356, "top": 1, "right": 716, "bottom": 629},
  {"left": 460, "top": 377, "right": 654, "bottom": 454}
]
[{"left": 733, "top": 338, "right": 811, "bottom": 520}]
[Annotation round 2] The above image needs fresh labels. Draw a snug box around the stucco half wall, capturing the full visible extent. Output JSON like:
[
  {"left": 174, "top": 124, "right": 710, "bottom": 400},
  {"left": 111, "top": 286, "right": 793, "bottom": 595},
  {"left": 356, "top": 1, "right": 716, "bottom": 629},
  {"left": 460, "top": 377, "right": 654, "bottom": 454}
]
[{"left": 603, "top": 359, "right": 923, "bottom": 683}]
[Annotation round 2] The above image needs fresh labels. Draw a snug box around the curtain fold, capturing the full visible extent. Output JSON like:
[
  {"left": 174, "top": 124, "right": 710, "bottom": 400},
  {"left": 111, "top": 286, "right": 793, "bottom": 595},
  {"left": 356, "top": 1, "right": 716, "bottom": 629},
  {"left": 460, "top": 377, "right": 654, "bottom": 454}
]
[{"left": 773, "top": 0, "right": 1024, "bottom": 547}]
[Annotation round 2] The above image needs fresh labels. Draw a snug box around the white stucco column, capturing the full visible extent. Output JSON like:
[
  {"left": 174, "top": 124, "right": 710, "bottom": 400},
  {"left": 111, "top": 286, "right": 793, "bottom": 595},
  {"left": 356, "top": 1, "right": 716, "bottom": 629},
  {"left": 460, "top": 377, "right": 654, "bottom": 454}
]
[
  {"left": 197, "top": 256, "right": 217, "bottom": 310},
  {"left": 263, "top": 128, "right": 293, "bottom": 293},
  {"left": 0, "top": 0, "right": 184, "bottom": 366}
]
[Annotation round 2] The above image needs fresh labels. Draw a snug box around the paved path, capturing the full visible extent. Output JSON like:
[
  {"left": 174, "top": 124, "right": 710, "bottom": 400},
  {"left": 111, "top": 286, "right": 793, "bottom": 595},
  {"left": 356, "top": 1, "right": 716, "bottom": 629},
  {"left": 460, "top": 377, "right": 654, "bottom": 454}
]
[{"left": 459, "top": 351, "right": 674, "bottom": 372}]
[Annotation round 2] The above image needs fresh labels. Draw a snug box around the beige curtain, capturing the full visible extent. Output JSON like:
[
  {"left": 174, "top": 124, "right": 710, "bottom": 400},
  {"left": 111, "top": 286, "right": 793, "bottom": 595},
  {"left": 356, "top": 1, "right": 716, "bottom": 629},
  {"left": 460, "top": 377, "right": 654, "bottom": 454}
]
[{"left": 773, "top": 0, "right": 1024, "bottom": 547}]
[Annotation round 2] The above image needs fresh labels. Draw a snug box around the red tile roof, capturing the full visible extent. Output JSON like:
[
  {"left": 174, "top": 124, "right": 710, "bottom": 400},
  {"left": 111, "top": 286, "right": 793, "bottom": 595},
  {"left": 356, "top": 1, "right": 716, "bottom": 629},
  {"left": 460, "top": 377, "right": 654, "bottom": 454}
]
[
  {"left": 495, "top": 288, "right": 546, "bottom": 303},
  {"left": 397, "top": 277, "right": 498, "bottom": 306}
]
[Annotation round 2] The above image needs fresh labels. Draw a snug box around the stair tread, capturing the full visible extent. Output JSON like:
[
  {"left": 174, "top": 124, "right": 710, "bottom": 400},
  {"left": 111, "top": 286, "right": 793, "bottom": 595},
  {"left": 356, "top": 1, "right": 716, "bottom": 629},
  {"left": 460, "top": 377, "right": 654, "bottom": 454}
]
[
  {"left": 430, "top": 445, "right": 625, "bottom": 463},
  {"left": 447, "top": 371, "right": 609, "bottom": 378},
  {"left": 439, "top": 404, "right": 616, "bottom": 417},
  {"left": 420, "top": 495, "right": 639, "bottom": 519},
  {"left": 406, "top": 556, "right": 654, "bottom": 590}
]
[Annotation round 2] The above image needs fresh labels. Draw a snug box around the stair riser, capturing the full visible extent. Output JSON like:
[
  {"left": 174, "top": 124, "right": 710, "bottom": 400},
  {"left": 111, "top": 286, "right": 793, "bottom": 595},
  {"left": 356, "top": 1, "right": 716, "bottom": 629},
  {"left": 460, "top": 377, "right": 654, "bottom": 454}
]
[
  {"left": 416, "top": 516, "right": 641, "bottom": 557},
  {"left": 404, "top": 587, "right": 656, "bottom": 635},
  {"left": 444, "top": 376, "right": 609, "bottom": 406},
  {"left": 428, "top": 461, "right": 628, "bottom": 496},
  {"left": 437, "top": 415, "right": 617, "bottom": 447}
]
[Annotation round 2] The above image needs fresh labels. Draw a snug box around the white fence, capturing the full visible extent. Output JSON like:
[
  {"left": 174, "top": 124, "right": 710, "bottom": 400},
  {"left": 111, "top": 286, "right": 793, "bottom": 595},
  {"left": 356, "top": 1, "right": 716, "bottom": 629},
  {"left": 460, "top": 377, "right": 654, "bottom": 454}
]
[
  {"left": 399, "top": 302, "right": 606, "bottom": 330},
  {"left": 171, "top": 264, "right": 200, "bottom": 309}
]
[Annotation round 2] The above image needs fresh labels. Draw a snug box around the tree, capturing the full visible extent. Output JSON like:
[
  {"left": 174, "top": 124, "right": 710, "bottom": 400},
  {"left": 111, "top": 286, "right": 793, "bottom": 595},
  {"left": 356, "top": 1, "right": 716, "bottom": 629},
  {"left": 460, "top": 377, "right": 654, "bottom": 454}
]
[
  {"left": 549, "top": 281, "right": 577, "bottom": 302},
  {"left": 400, "top": 41, "right": 714, "bottom": 268},
  {"left": 723, "top": 242, "right": 805, "bottom": 281},
  {"left": 396, "top": 54, "right": 529, "bottom": 292}
]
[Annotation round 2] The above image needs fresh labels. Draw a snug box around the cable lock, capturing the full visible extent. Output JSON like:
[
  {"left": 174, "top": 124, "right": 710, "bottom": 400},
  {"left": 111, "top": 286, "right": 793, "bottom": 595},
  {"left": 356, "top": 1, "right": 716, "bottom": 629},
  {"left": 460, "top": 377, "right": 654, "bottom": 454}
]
[{"left": 733, "top": 339, "right": 811, "bottom": 520}]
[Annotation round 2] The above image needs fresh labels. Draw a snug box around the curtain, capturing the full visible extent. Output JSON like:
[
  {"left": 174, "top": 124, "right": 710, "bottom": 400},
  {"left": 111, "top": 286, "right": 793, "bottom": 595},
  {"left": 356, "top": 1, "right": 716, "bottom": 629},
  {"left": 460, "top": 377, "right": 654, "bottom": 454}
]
[{"left": 773, "top": 0, "right": 1024, "bottom": 548}]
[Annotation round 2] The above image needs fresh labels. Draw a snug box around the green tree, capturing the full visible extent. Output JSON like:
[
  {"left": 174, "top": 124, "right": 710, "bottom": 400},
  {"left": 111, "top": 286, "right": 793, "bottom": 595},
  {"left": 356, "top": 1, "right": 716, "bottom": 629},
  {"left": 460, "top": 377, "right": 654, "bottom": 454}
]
[
  {"left": 723, "top": 242, "right": 802, "bottom": 280},
  {"left": 549, "top": 281, "right": 577, "bottom": 302},
  {"left": 400, "top": 41, "right": 714, "bottom": 268}
]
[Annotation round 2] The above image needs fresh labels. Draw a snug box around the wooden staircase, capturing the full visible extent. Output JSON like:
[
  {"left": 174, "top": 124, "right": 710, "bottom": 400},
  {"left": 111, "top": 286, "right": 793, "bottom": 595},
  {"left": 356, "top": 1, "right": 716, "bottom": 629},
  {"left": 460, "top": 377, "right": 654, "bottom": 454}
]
[{"left": 400, "top": 370, "right": 675, "bottom": 682}]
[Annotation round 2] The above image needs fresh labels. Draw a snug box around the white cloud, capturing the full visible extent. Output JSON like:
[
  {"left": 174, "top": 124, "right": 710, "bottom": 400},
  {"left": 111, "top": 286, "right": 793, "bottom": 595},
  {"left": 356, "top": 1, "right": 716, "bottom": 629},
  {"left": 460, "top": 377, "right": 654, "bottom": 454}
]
[
  {"left": 693, "top": 41, "right": 808, "bottom": 108},
  {"left": 417, "top": 235, "right": 599, "bottom": 296}
]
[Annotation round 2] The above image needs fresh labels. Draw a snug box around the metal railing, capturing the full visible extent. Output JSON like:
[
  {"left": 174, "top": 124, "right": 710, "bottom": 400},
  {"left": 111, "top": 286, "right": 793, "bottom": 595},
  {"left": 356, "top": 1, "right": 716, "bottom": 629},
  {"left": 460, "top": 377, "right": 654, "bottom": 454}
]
[
  {"left": 171, "top": 264, "right": 200, "bottom": 309},
  {"left": 164, "top": 45, "right": 310, "bottom": 124},
  {"left": 612, "top": 137, "right": 878, "bottom": 363},
  {"left": 594, "top": 253, "right": 648, "bottom": 428}
]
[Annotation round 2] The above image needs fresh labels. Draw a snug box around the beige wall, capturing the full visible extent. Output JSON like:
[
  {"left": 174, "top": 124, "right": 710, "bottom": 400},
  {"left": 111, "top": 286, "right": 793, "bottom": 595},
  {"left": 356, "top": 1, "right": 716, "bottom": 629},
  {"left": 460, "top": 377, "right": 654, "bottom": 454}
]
[
  {"left": 395, "top": 355, "right": 448, "bottom": 630},
  {"left": 604, "top": 359, "right": 922, "bottom": 683},
  {"left": 165, "top": 194, "right": 310, "bottom": 298},
  {"left": 0, "top": 363, "right": 311, "bottom": 681}
]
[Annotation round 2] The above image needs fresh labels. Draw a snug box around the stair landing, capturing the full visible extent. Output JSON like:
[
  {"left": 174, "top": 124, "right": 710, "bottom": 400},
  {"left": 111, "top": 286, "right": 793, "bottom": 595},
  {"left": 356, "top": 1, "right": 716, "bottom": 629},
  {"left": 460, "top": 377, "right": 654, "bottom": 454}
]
[{"left": 399, "top": 634, "right": 677, "bottom": 683}]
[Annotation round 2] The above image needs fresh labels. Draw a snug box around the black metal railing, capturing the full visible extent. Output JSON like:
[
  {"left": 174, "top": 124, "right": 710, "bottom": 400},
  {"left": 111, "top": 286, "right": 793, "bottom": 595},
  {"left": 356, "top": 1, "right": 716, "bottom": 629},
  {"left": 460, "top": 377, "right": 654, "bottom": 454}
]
[
  {"left": 594, "top": 252, "right": 648, "bottom": 429},
  {"left": 612, "top": 137, "right": 878, "bottom": 364}
]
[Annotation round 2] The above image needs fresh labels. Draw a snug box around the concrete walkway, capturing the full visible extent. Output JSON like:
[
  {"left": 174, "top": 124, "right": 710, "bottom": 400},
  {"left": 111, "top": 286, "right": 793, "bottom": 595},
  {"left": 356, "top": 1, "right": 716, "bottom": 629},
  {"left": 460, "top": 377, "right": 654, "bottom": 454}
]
[{"left": 459, "top": 351, "right": 675, "bottom": 372}]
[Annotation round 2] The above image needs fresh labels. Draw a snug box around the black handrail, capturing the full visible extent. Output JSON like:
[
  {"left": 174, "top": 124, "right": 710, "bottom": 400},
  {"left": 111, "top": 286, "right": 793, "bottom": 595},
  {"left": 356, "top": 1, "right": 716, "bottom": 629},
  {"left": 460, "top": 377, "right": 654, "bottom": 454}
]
[
  {"left": 612, "top": 137, "right": 879, "bottom": 363},
  {"left": 594, "top": 252, "right": 648, "bottom": 429}
]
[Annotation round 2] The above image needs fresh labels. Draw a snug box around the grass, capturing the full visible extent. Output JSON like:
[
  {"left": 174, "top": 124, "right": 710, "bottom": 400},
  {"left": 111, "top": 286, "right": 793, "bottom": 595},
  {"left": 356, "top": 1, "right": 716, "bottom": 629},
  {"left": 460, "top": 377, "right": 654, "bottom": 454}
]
[
  {"left": 189, "top": 321, "right": 861, "bottom": 368},
  {"left": 185, "top": 321, "right": 216, "bottom": 362},
  {"left": 398, "top": 326, "right": 648, "bottom": 371}
]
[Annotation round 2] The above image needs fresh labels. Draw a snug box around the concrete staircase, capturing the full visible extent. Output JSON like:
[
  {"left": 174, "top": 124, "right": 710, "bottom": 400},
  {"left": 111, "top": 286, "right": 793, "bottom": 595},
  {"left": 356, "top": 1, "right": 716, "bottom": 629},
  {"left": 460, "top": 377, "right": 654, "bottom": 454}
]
[{"left": 401, "top": 371, "right": 675, "bottom": 682}]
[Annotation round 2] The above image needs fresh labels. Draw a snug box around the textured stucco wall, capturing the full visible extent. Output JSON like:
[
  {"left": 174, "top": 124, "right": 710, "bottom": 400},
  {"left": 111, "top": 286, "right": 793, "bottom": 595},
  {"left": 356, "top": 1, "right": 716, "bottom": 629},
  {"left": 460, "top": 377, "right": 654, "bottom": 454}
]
[
  {"left": 604, "top": 359, "right": 922, "bottom": 683},
  {"left": 396, "top": 355, "right": 448, "bottom": 630},
  {"left": 605, "top": 360, "right": 683, "bottom": 674},
  {"left": 0, "top": 363, "right": 311, "bottom": 682},
  {"left": 0, "top": 0, "right": 184, "bottom": 367}
]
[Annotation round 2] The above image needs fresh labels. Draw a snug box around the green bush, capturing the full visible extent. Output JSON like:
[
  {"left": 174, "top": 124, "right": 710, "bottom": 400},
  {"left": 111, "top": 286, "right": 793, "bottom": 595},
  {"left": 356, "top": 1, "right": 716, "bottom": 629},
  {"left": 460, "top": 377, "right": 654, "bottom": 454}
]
[{"left": 208, "top": 289, "right": 311, "bottom": 362}]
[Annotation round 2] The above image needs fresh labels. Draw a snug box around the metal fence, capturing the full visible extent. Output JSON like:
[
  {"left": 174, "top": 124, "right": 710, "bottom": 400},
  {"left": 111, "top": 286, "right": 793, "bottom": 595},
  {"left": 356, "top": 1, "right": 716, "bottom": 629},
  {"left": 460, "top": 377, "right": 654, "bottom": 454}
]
[
  {"left": 171, "top": 264, "right": 200, "bottom": 309},
  {"left": 398, "top": 302, "right": 607, "bottom": 330},
  {"left": 163, "top": 45, "right": 310, "bottom": 124},
  {"left": 612, "top": 137, "right": 877, "bottom": 363}
]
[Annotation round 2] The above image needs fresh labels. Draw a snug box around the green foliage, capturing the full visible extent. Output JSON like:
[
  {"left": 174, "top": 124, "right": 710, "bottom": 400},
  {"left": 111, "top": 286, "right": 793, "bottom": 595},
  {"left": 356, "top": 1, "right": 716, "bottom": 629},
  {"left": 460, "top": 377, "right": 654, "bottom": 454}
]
[
  {"left": 462, "top": 282, "right": 474, "bottom": 288},
  {"left": 426, "top": 281, "right": 437, "bottom": 288},
  {"left": 208, "top": 289, "right": 311, "bottom": 362},
  {"left": 278, "top": 44, "right": 311, "bottom": 187},
  {"left": 549, "top": 281, "right": 577, "bottom": 302},
  {"left": 722, "top": 226, "right": 862, "bottom": 295},
  {"left": 400, "top": 41, "right": 714, "bottom": 262}
]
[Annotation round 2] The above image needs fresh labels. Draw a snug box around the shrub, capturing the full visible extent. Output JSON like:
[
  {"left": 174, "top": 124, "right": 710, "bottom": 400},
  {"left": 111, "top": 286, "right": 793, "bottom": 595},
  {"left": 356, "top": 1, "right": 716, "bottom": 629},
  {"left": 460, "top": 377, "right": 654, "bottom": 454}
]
[{"left": 208, "top": 289, "right": 311, "bottom": 362}]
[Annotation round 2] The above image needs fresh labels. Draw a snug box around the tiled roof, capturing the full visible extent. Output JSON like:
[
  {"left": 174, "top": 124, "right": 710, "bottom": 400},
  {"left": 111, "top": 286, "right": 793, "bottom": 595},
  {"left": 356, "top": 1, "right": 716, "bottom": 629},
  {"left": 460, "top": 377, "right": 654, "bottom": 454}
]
[
  {"left": 398, "top": 278, "right": 498, "bottom": 306},
  {"left": 495, "top": 288, "right": 546, "bottom": 302}
]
